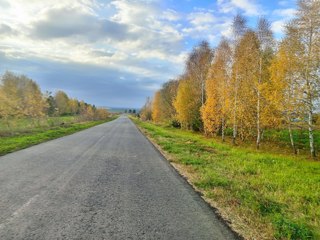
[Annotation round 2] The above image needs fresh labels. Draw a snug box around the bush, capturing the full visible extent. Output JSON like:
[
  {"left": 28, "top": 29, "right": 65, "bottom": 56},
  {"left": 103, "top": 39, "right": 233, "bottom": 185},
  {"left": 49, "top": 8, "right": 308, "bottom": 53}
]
[{"left": 171, "top": 119, "right": 181, "bottom": 128}]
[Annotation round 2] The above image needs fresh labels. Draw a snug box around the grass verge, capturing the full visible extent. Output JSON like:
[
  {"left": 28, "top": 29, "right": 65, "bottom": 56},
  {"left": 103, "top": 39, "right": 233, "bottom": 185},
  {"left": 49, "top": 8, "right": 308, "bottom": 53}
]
[
  {"left": 132, "top": 118, "right": 320, "bottom": 240},
  {"left": 0, "top": 117, "right": 117, "bottom": 156}
]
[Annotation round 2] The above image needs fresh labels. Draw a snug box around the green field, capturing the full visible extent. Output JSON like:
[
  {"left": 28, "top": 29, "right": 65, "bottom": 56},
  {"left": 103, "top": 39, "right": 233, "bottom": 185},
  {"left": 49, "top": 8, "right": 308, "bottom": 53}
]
[
  {"left": 0, "top": 116, "right": 83, "bottom": 136},
  {"left": 0, "top": 116, "right": 117, "bottom": 156},
  {"left": 133, "top": 118, "right": 320, "bottom": 240}
]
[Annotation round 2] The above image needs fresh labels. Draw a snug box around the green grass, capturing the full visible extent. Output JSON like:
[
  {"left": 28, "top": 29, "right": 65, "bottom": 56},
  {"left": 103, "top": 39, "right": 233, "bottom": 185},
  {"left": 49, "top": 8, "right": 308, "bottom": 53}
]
[
  {"left": 133, "top": 118, "right": 320, "bottom": 240},
  {"left": 0, "top": 116, "right": 81, "bottom": 136},
  {"left": 263, "top": 128, "right": 320, "bottom": 152},
  {"left": 0, "top": 116, "right": 117, "bottom": 156},
  {"left": 223, "top": 126, "right": 320, "bottom": 156}
]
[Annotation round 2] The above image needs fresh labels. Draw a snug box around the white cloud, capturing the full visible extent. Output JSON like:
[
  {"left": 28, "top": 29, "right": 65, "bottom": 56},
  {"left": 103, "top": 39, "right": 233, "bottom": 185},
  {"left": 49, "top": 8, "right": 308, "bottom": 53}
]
[
  {"left": 217, "top": 0, "right": 263, "bottom": 16},
  {"left": 277, "top": 1, "right": 296, "bottom": 7},
  {"left": 181, "top": 9, "right": 233, "bottom": 46},
  {"left": 271, "top": 20, "right": 286, "bottom": 35},
  {"left": 220, "top": 21, "right": 233, "bottom": 38},
  {"left": 161, "top": 9, "right": 181, "bottom": 21},
  {"left": 110, "top": 0, "right": 157, "bottom": 25},
  {"left": 271, "top": 8, "right": 296, "bottom": 35},
  {"left": 0, "top": 0, "right": 185, "bottom": 83},
  {"left": 272, "top": 8, "right": 296, "bottom": 17},
  {"left": 188, "top": 12, "right": 216, "bottom": 25}
]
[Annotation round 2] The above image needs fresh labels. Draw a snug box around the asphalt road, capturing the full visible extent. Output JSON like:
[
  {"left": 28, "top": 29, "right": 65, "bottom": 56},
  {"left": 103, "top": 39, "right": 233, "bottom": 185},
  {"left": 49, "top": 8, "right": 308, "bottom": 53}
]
[{"left": 0, "top": 116, "right": 237, "bottom": 240}]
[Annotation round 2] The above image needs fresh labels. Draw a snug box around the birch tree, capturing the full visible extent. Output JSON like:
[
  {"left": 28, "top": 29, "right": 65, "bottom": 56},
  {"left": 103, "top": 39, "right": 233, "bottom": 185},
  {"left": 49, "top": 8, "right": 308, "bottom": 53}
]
[
  {"left": 269, "top": 33, "right": 304, "bottom": 154},
  {"left": 140, "top": 97, "right": 153, "bottom": 121},
  {"left": 187, "top": 41, "right": 214, "bottom": 106},
  {"left": 160, "top": 80, "right": 179, "bottom": 121},
  {"left": 255, "top": 17, "right": 274, "bottom": 149},
  {"left": 174, "top": 75, "right": 202, "bottom": 129},
  {"left": 234, "top": 31, "right": 260, "bottom": 140},
  {"left": 175, "top": 41, "right": 213, "bottom": 130},
  {"left": 0, "top": 72, "right": 47, "bottom": 120},
  {"left": 152, "top": 91, "right": 163, "bottom": 123},
  {"left": 201, "top": 39, "right": 232, "bottom": 141},
  {"left": 55, "top": 91, "right": 70, "bottom": 115},
  {"left": 0, "top": 72, "right": 23, "bottom": 119},
  {"left": 291, "top": 0, "right": 320, "bottom": 157},
  {"left": 23, "top": 77, "right": 48, "bottom": 120},
  {"left": 231, "top": 14, "right": 248, "bottom": 144}
]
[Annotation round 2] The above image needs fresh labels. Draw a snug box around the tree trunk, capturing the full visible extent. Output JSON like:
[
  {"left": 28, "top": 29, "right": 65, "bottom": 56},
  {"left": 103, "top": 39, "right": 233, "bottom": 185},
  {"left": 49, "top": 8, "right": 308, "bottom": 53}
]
[
  {"left": 308, "top": 109, "right": 316, "bottom": 158},
  {"left": 201, "top": 79, "right": 204, "bottom": 106},
  {"left": 256, "top": 57, "right": 262, "bottom": 150},
  {"left": 232, "top": 110, "right": 237, "bottom": 145},
  {"left": 304, "top": 22, "right": 316, "bottom": 158},
  {"left": 221, "top": 118, "right": 225, "bottom": 142},
  {"left": 288, "top": 123, "right": 297, "bottom": 155},
  {"left": 232, "top": 87, "right": 238, "bottom": 145},
  {"left": 256, "top": 92, "right": 261, "bottom": 149}
]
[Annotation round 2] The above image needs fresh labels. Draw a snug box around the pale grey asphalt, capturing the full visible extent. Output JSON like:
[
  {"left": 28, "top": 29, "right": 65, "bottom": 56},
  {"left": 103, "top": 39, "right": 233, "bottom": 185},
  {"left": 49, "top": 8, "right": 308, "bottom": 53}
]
[{"left": 0, "top": 116, "right": 237, "bottom": 240}]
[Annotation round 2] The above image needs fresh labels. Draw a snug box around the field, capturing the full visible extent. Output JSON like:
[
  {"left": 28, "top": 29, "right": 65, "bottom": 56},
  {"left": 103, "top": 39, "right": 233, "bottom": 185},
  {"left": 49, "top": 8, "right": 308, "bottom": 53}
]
[
  {"left": 0, "top": 116, "right": 117, "bottom": 156},
  {"left": 133, "top": 118, "right": 320, "bottom": 240},
  {"left": 0, "top": 116, "right": 83, "bottom": 136}
]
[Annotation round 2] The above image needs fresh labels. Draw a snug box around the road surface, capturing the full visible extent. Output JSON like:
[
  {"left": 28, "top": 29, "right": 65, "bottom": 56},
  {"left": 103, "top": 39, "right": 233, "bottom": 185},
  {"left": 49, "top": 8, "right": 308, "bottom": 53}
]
[{"left": 0, "top": 116, "right": 237, "bottom": 240}]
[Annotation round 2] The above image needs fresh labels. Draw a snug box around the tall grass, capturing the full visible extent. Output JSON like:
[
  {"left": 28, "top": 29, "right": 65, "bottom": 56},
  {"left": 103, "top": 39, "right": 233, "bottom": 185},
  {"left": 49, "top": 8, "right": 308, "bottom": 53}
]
[{"left": 0, "top": 116, "right": 81, "bottom": 136}]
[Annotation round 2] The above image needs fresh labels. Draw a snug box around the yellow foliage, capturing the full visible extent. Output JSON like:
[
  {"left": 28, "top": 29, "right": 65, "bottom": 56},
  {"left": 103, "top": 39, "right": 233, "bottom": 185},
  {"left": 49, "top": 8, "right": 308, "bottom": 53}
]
[
  {"left": 152, "top": 91, "right": 163, "bottom": 123},
  {"left": 201, "top": 39, "right": 232, "bottom": 136},
  {"left": 95, "top": 108, "right": 109, "bottom": 120},
  {"left": 140, "top": 97, "right": 152, "bottom": 121},
  {"left": 69, "top": 99, "right": 80, "bottom": 115},
  {"left": 174, "top": 76, "right": 201, "bottom": 129},
  {"left": 0, "top": 72, "right": 47, "bottom": 119},
  {"left": 268, "top": 39, "right": 303, "bottom": 125}
]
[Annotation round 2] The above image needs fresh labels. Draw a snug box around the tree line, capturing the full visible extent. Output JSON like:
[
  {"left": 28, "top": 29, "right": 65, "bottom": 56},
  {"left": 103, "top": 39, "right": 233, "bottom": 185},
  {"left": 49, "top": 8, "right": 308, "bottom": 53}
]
[
  {"left": 141, "top": 0, "right": 320, "bottom": 157},
  {"left": 0, "top": 71, "right": 109, "bottom": 125}
]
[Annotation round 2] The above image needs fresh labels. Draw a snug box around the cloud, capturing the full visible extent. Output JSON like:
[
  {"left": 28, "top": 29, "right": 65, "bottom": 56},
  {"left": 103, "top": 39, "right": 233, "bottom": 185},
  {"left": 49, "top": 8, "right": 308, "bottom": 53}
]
[
  {"left": 271, "top": 8, "right": 296, "bottom": 35},
  {"left": 182, "top": 11, "right": 215, "bottom": 37},
  {"left": 272, "top": 8, "right": 296, "bottom": 17},
  {"left": 188, "top": 11, "right": 216, "bottom": 25},
  {"left": 91, "top": 50, "right": 114, "bottom": 58},
  {"left": 0, "top": 0, "right": 10, "bottom": 8},
  {"left": 0, "top": 53, "right": 159, "bottom": 108},
  {"left": 0, "top": 24, "right": 14, "bottom": 35},
  {"left": 271, "top": 20, "right": 286, "bottom": 35},
  {"left": 110, "top": 0, "right": 158, "bottom": 25},
  {"left": 181, "top": 9, "right": 233, "bottom": 46},
  {"left": 278, "top": 1, "right": 288, "bottom": 6},
  {"left": 31, "top": 6, "right": 135, "bottom": 42},
  {"left": 217, "top": 0, "right": 263, "bottom": 16},
  {"left": 161, "top": 9, "right": 181, "bottom": 21},
  {"left": 0, "top": 0, "right": 184, "bottom": 84}
]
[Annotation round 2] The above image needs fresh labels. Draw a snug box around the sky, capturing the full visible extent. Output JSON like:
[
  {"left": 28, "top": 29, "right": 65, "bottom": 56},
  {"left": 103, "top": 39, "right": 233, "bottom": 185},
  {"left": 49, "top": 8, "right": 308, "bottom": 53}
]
[{"left": 0, "top": 0, "right": 297, "bottom": 108}]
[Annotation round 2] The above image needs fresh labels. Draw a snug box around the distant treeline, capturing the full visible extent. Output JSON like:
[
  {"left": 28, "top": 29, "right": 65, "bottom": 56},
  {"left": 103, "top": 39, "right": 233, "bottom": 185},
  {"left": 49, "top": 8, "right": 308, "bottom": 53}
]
[
  {"left": 140, "top": 0, "right": 320, "bottom": 157},
  {"left": 0, "top": 71, "right": 109, "bottom": 123},
  {"left": 124, "top": 109, "right": 136, "bottom": 114}
]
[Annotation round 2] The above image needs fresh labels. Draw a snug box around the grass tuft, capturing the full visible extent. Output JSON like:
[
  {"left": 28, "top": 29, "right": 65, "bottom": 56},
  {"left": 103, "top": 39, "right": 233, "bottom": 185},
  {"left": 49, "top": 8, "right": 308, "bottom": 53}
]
[{"left": 273, "top": 215, "right": 314, "bottom": 240}]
